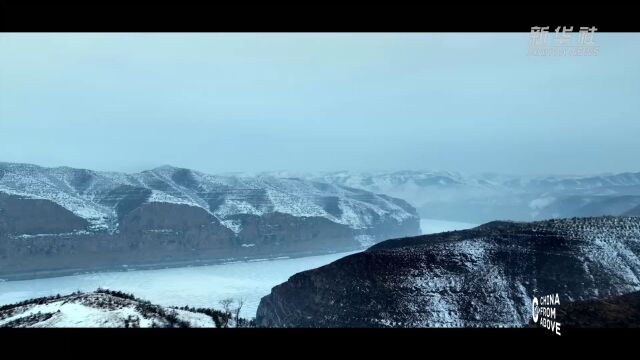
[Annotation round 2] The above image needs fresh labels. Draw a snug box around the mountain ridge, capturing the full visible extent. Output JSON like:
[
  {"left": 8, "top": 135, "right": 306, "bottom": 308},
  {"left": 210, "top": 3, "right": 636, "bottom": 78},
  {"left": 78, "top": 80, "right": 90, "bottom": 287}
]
[
  {"left": 0, "top": 162, "right": 420, "bottom": 277},
  {"left": 302, "top": 170, "right": 640, "bottom": 223}
]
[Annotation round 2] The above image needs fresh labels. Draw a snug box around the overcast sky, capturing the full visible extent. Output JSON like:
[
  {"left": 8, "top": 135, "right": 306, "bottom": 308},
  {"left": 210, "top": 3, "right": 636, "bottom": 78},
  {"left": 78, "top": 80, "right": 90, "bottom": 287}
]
[{"left": 1, "top": 33, "right": 638, "bottom": 175}]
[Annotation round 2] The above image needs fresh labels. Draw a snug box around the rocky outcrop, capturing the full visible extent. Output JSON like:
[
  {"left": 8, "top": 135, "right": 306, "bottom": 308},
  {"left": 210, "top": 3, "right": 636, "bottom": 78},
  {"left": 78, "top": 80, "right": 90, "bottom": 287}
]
[
  {"left": 0, "top": 162, "right": 420, "bottom": 277},
  {"left": 256, "top": 216, "right": 640, "bottom": 327}
]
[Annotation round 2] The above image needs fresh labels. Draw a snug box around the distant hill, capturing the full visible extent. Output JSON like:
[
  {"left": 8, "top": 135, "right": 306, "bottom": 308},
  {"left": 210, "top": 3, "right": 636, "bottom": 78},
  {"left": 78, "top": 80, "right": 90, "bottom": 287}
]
[{"left": 302, "top": 170, "right": 640, "bottom": 223}]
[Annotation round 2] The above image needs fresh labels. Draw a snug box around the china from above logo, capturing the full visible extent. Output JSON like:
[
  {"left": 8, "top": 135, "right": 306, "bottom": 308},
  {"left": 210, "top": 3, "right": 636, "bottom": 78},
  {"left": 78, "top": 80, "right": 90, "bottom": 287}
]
[
  {"left": 531, "top": 293, "right": 561, "bottom": 336},
  {"left": 528, "top": 26, "right": 599, "bottom": 56}
]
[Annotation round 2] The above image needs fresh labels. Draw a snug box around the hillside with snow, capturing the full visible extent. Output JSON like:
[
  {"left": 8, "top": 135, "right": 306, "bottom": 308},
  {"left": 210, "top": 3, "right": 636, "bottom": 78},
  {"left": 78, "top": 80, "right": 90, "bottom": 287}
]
[
  {"left": 257, "top": 216, "right": 640, "bottom": 327},
  {"left": 0, "top": 163, "right": 418, "bottom": 234},
  {"left": 0, "top": 162, "right": 419, "bottom": 277},
  {"left": 0, "top": 289, "right": 231, "bottom": 328}
]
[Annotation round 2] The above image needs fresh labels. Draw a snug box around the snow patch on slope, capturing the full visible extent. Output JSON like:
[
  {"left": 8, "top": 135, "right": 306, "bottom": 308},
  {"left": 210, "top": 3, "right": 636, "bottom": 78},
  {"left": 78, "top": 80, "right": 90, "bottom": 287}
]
[{"left": 147, "top": 190, "right": 200, "bottom": 207}]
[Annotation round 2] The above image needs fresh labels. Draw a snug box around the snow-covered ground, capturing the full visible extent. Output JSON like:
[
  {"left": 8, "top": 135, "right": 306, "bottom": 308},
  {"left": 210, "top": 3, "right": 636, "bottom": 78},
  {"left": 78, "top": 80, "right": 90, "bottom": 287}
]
[
  {"left": 0, "top": 292, "right": 218, "bottom": 328},
  {"left": 420, "top": 218, "right": 478, "bottom": 234},
  {"left": 0, "top": 252, "right": 356, "bottom": 319}
]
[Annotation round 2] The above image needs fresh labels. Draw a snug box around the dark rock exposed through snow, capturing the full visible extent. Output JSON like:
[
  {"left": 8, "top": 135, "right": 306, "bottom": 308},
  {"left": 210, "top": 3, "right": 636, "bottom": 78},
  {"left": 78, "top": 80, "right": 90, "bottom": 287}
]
[{"left": 257, "top": 217, "right": 640, "bottom": 327}]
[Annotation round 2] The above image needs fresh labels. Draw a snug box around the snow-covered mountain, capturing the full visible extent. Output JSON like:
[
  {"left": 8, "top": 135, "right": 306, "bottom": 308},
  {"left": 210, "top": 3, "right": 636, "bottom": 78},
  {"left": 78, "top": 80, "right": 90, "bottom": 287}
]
[
  {"left": 310, "top": 170, "right": 640, "bottom": 193},
  {"left": 0, "top": 289, "right": 230, "bottom": 328},
  {"left": 0, "top": 163, "right": 418, "bottom": 233},
  {"left": 302, "top": 171, "right": 640, "bottom": 223},
  {"left": 0, "top": 162, "right": 419, "bottom": 277},
  {"left": 257, "top": 216, "right": 640, "bottom": 327}
]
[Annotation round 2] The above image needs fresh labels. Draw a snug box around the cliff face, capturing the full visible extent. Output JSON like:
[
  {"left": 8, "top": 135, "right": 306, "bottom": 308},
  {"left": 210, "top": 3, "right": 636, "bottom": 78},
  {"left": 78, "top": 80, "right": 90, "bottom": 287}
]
[
  {"left": 256, "top": 217, "right": 640, "bottom": 327},
  {"left": 0, "top": 162, "right": 420, "bottom": 277}
]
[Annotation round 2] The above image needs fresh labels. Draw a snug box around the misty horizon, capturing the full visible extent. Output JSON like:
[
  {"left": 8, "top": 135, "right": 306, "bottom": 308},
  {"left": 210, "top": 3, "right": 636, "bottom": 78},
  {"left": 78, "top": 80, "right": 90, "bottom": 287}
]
[
  {"left": 1, "top": 33, "right": 639, "bottom": 175},
  {"left": 2, "top": 159, "right": 639, "bottom": 180}
]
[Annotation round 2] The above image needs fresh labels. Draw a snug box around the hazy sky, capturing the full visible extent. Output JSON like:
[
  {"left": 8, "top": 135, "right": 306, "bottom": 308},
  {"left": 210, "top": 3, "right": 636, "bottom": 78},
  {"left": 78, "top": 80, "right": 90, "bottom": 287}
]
[{"left": 1, "top": 33, "right": 638, "bottom": 175}]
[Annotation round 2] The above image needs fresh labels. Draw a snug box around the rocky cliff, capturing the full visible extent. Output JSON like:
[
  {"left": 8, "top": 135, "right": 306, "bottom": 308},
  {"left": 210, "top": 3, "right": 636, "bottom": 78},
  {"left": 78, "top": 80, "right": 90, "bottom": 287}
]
[{"left": 256, "top": 216, "right": 640, "bottom": 327}]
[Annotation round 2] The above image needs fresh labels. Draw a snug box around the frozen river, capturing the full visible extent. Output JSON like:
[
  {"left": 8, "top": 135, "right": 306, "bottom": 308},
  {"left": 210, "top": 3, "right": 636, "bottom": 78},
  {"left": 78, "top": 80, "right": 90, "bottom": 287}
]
[
  {"left": 0, "top": 219, "right": 477, "bottom": 319},
  {"left": 0, "top": 252, "right": 357, "bottom": 319}
]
